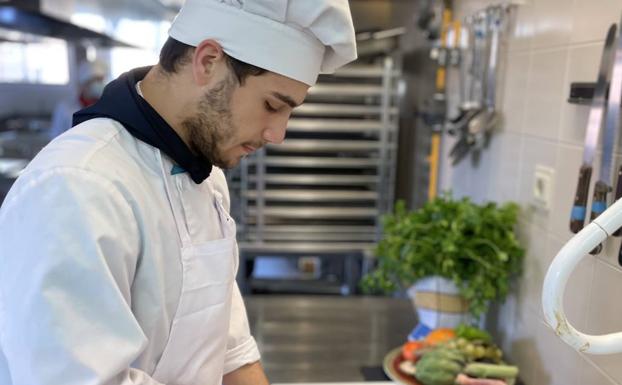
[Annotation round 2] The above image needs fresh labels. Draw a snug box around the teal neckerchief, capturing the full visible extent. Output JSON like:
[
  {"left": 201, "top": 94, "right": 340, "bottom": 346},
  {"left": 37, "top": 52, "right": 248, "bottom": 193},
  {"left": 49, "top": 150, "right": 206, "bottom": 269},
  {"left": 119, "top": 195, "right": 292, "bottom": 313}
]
[{"left": 171, "top": 165, "right": 186, "bottom": 175}]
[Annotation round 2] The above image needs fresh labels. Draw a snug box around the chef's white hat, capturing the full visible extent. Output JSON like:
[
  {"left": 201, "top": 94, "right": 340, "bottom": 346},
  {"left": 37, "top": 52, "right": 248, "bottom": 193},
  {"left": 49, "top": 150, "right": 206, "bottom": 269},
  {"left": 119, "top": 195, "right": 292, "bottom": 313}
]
[{"left": 169, "top": 0, "right": 357, "bottom": 86}]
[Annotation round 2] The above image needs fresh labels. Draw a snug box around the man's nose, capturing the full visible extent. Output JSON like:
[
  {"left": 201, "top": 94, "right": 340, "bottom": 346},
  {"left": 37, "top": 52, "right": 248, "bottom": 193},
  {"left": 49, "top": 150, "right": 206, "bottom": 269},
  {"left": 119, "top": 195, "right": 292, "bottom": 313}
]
[{"left": 262, "top": 116, "right": 289, "bottom": 144}]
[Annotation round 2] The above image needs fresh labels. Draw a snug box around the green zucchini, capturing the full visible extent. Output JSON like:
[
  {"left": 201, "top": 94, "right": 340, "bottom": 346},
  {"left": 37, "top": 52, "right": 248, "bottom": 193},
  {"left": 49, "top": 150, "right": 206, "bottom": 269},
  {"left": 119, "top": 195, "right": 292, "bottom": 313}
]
[{"left": 464, "top": 362, "right": 519, "bottom": 379}]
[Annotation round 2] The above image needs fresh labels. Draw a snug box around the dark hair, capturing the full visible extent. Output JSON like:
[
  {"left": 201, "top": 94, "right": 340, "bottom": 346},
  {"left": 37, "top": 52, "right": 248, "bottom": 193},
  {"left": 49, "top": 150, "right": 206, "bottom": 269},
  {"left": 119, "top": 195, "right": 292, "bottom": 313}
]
[{"left": 158, "top": 37, "right": 266, "bottom": 84}]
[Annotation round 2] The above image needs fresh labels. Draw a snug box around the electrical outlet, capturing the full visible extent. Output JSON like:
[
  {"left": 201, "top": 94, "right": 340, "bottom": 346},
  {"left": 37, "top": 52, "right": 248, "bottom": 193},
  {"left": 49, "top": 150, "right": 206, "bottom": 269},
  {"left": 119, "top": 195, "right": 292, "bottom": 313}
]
[{"left": 533, "top": 165, "right": 555, "bottom": 211}]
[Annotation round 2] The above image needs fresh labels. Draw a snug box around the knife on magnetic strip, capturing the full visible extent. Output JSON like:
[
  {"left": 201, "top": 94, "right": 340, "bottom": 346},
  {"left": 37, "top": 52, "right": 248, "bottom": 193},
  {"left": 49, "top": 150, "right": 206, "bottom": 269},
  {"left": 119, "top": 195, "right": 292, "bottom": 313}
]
[
  {"left": 590, "top": 21, "right": 622, "bottom": 253},
  {"left": 570, "top": 24, "right": 618, "bottom": 234},
  {"left": 614, "top": 165, "right": 622, "bottom": 237}
]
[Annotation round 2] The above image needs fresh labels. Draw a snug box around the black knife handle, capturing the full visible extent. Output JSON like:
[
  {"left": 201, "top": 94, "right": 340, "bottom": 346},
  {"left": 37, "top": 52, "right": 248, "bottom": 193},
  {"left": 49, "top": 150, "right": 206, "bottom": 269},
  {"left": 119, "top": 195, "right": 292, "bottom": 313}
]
[
  {"left": 589, "top": 180, "right": 611, "bottom": 255},
  {"left": 570, "top": 165, "right": 592, "bottom": 233},
  {"left": 590, "top": 181, "right": 611, "bottom": 220},
  {"left": 613, "top": 165, "right": 622, "bottom": 236}
]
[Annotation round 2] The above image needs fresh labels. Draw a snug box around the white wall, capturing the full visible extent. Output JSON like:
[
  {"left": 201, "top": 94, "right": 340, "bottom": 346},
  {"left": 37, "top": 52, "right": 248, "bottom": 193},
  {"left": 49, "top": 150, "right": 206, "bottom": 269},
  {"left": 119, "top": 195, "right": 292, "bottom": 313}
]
[{"left": 443, "top": 0, "right": 622, "bottom": 384}]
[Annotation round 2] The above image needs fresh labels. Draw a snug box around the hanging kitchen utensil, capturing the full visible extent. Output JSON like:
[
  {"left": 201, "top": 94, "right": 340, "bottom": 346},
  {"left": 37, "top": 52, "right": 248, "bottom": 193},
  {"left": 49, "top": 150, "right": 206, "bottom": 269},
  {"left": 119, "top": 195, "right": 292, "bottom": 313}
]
[
  {"left": 472, "top": 7, "right": 502, "bottom": 155},
  {"left": 447, "top": 18, "right": 477, "bottom": 135},
  {"left": 456, "top": 9, "right": 492, "bottom": 166},
  {"left": 482, "top": 7, "right": 503, "bottom": 140},
  {"left": 569, "top": 24, "right": 618, "bottom": 234},
  {"left": 611, "top": 23, "right": 622, "bottom": 240},
  {"left": 614, "top": 166, "right": 622, "bottom": 238},
  {"left": 590, "top": 21, "right": 622, "bottom": 254},
  {"left": 427, "top": 0, "right": 453, "bottom": 200},
  {"left": 617, "top": 165, "right": 622, "bottom": 264},
  {"left": 449, "top": 11, "right": 487, "bottom": 165}
]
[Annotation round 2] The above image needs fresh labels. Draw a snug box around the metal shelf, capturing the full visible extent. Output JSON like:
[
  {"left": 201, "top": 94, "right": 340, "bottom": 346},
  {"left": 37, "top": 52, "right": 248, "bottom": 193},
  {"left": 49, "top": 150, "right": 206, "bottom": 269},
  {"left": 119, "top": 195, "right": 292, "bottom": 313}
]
[
  {"left": 245, "top": 225, "right": 377, "bottom": 234},
  {"left": 308, "top": 84, "right": 385, "bottom": 97},
  {"left": 239, "top": 241, "right": 376, "bottom": 254},
  {"left": 243, "top": 190, "right": 379, "bottom": 201},
  {"left": 247, "top": 156, "right": 380, "bottom": 168},
  {"left": 248, "top": 279, "right": 345, "bottom": 295},
  {"left": 268, "top": 139, "right": 385, "bottom": 152},
  {"left": 249, "top": 174, "right": 380, "bottom": 185},
  {"left": 246, "top": 232, "right": 376, "bottom": 242},
  {"left": 247, "top": 207, "right": 379, "bottom": 219},
  {"left": 332, "top": 65, "right": 400, "bottom": 78},
  {"left": 287, "top": 118, "right": 393, "bottom": 133},
  {"left": 293, "top": 104, "right": 398, "bottom": 117}
]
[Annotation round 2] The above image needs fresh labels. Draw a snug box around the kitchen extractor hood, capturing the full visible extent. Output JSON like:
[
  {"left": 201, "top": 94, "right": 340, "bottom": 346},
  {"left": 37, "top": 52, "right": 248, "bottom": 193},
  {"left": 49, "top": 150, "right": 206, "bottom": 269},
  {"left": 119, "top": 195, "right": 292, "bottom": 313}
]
[{"left": 0, "top": 0, "right": 134, "bottom": 47}]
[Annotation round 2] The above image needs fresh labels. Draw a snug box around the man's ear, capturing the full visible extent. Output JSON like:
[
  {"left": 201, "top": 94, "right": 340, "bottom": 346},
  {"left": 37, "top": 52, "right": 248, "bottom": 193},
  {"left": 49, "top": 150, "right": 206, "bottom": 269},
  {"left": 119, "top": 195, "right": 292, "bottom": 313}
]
[{"left": 192, "top": 39, "right": 226, "bottom": 86}]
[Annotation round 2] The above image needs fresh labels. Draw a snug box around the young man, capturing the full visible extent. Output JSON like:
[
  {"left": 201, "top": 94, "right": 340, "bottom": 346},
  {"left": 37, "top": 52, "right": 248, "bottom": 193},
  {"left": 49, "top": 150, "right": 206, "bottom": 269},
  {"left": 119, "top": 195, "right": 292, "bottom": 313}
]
[{"left": 0, "top": 1, "right": 356, "bottom": 384}]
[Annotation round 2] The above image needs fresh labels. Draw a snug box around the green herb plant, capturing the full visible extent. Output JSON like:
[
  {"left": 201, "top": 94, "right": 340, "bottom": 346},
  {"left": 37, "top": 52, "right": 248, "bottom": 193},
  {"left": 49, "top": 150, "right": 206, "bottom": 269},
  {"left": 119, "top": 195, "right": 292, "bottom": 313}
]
[{"left": 361, "top": 194, "right": 524, "bottom": 318}]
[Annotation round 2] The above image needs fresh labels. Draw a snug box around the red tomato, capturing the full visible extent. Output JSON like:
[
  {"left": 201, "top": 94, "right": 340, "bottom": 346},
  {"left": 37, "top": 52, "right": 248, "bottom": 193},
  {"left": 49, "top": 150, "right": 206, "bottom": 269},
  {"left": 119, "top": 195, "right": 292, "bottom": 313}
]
[{"left": 401, "top": 341, "right": 427, "bottom": 362}]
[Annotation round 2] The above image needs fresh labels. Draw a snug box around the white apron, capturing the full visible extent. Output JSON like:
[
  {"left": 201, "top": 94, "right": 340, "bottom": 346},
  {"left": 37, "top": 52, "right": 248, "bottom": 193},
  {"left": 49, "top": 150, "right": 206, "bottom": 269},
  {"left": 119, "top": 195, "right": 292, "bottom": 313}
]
[{"left": 152, "top": 152, "right": 237, "bottom": 384}]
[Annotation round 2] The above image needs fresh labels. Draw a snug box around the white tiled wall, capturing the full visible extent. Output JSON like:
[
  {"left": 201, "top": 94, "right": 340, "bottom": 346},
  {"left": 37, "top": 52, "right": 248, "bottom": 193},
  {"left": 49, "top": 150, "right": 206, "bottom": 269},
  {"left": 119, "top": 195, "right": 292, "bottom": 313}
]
[{"left": 443, "top": 0, "right": 622, "bottom": 384}]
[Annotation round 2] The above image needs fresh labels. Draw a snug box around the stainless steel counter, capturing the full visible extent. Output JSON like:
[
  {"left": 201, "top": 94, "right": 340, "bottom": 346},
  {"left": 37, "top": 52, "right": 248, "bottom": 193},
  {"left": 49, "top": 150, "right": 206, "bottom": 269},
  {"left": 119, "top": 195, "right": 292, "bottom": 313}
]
[{"left": 245, "top": 295, "right": 415, "bottom": 383}]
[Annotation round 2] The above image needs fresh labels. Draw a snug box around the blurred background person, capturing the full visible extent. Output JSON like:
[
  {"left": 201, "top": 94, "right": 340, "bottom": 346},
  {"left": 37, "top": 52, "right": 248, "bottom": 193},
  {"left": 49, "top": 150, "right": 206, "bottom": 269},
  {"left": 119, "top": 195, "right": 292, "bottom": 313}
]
[{"left": 49, "top": 59, "right": 108, "bottom": 138}]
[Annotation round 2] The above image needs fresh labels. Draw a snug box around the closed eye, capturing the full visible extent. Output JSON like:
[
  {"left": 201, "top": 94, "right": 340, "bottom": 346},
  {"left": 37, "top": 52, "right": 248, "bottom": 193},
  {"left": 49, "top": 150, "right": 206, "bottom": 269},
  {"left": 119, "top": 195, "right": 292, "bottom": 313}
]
[{"left": 264, "top": 101, "right": 278, "bottom": 113}]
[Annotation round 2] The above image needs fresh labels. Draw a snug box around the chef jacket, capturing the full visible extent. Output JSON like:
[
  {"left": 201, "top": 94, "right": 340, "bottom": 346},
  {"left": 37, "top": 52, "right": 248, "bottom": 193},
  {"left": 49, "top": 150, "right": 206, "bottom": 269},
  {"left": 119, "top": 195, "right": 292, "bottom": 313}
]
[{"left": 0, "top": 67, "right": 260, "bottom": 385}]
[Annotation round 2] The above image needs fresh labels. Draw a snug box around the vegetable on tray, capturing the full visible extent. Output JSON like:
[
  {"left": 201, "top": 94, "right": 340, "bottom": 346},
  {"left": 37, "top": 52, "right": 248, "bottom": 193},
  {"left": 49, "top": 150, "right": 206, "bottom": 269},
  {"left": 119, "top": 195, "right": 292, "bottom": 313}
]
[
  {"left": 414, "top": 348, "right": 466, "bottom": 385},
  {"left": 455, "top": 373, "right": 507, "bottom": 385},
  {"left": 455, "top": 324, "right": 493, "bottom": 343},
  {"left": 393, "top": 326, "right": 519, "bottom": 385},
  {"left": 425, "top": 328, "right": 456, "bottom": 346},
  {"left": 464, "top": 362, "right": 519, "bottom": 379},
  {"left": 402, "top": 340, "right": 428, "bottom": 362}
]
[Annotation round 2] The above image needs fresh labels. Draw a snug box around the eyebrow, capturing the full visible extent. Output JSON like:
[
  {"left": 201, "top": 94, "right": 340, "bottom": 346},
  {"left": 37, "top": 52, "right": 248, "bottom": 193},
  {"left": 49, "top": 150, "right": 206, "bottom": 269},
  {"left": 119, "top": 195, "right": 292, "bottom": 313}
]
[{"left": 271, "top": 92, "right": 301, "bottom": 108}]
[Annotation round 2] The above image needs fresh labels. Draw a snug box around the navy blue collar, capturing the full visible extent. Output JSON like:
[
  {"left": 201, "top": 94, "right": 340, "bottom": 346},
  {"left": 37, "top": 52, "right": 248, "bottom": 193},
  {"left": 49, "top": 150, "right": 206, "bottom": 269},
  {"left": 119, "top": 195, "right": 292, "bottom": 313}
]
[{"left": 73, "top": 66, "right": 212, "bottom": 184}]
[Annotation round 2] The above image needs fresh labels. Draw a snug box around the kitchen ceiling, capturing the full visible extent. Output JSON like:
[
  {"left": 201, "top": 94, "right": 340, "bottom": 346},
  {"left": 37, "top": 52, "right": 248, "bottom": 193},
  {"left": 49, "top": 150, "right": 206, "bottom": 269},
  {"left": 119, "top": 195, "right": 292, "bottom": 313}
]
[
  {"left": 0, "top": 0, "right": 418, "bottom": 47},
  {"left": 39, "top": 0, "right": 175, "bottom": 22},
  {"left": 150, "top": 0, "right": 417, "bottom": 32}
]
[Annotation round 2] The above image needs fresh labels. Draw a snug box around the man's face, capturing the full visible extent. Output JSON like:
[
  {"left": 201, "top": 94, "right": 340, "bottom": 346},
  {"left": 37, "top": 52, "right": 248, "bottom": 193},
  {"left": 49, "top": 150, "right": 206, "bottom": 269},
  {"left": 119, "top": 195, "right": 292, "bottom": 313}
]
[{"left": 182, "top": 69, "right": 308, "bottom": 169}]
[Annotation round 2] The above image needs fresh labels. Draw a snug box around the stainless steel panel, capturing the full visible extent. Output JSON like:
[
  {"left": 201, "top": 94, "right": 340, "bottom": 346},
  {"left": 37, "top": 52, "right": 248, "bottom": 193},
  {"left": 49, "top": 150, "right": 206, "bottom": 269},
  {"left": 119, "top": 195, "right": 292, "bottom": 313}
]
[
  {"left": 332, "top": 65, "right": 400, "bottom": 78},
  {"left": 245, "top": 296, "right": 415, "bottom": 383},
  {"left": 308, "top": 84, "right": 384, "bottom": 97},
  {"left": 293, "top": 104, "right": 398, "bottom": 117},
  {"left": 247, "top": 207, "right": 378, "bottom": 219},
  {"left": 248, "top": 156, "right": 380, "bottom": 168},
  {"left": 287, "top": 118, "right": 391, "bottom": 133},
  {"left": 249, "top": 174, "right": 379, "bottom": 185},
  {"left": 268, "top": 139, "right": 385, "bottom": 152},
  {"left": 246, "top": 232, "right": 376, "bottom": 242},
  {"left": 239, "top": 242, "right": 375, "bottom": 253},
  {"left": 243, "top": 190, "right": 378, "bottom": 201},
  {"left": 246, "top": 225, "right": 377, "bottom": 234}
]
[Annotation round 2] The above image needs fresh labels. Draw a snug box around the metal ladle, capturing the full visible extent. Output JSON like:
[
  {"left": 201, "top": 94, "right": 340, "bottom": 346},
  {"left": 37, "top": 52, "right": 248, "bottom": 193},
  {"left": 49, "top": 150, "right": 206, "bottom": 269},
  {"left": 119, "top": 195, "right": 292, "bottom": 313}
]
[
  {"left": 469, "top": 6, "right": 502, "bottom": 157},
  {"left": 448, "top": 11, "right": 488, "bottom": 164}
]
